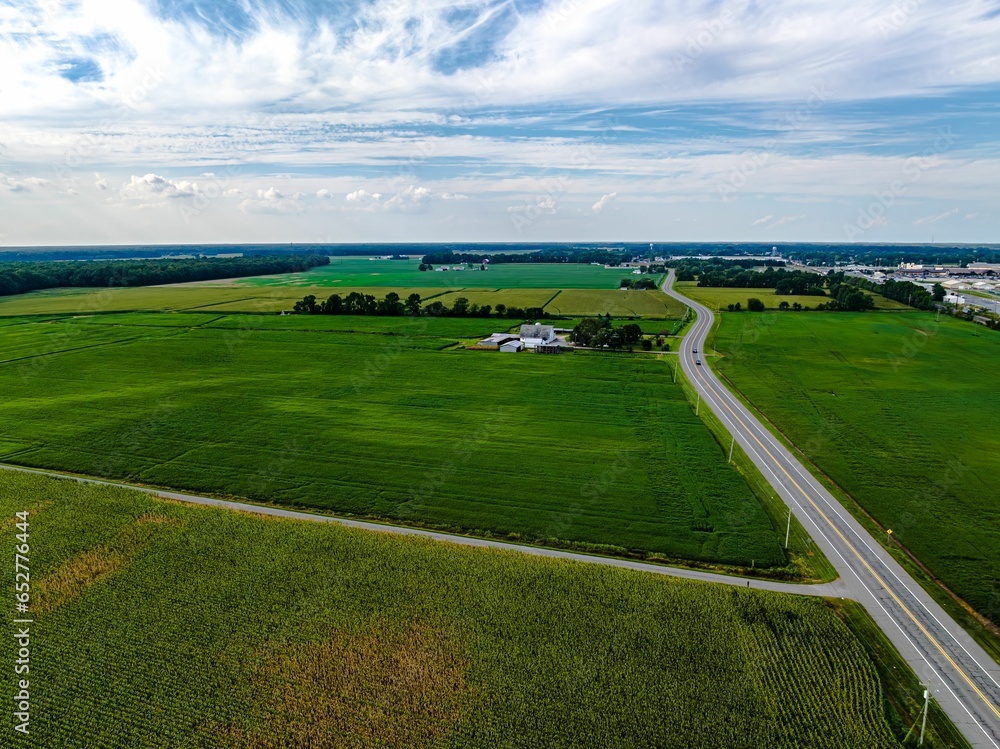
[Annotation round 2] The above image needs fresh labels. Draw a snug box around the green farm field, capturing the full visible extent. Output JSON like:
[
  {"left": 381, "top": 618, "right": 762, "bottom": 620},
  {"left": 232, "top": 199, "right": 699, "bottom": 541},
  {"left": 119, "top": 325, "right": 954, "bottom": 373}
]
[
  {"left": 223, "top": 257, "right": 632, "bottom": 289},
  {"left": 0, "top": 286, "right": 452, "bottom": 317},
  {"left": 547, "top": 288, "right": 686, "bottom": 318},
  {"left": 0, "top": 470, "right": 908, "bottom": 748},
  {"left": 0, "top": 312, "right": 783, "bottom": 568},
  {"left": 712, "top": 311, "right": 1000, "bottom": 619},
  {"left": 0, "top": 284, "right": 683, "bottom": 319},
  {"left": 677, "top": 281, "right": 911, "bottom": 311}
]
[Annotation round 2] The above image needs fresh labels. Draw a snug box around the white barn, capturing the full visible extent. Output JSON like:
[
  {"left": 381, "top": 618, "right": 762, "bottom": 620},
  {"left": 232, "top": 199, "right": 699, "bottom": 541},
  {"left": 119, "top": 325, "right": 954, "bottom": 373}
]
[{"left": 519, "top": 324, "right": 556, "bottom": 349}]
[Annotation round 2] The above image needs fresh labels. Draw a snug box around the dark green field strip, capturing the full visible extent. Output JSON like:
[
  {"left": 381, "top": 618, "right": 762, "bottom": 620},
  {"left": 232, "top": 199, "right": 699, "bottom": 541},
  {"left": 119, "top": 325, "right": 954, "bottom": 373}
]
[
  {"left": 714, "top": 312, "right": 1000, "bottom": 619},
  {"left": 0, "top": 323, "right": 182, "bottom": 365},
  {"left": 0, "top": 471, "right": 903, "bottom": 748},
  {"left": 0, "top": 314, "right": 788, "bottom": 569},
  {"left": 202, "top": 313, "right": 510, "bottom": 338},
  {"left": 181, "top": 293, "right": 278, "bottom": 311},
  {"left": 68, "top": 312, "right": 227, "bottom": 327}
]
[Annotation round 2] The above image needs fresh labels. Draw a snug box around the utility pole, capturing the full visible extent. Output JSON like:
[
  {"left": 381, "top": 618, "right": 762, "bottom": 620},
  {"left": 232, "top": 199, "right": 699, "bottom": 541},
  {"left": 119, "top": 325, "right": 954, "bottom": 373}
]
[
  {"left": 728, "top": 435, "right": 735, "bottom": 463},
  {"left": 695, "top": 392, "right": 700, "bottom": 415},
  {"left": 919, "top": 689, "right": 929, "bottom": 745},
  {"left": 785, "top": 509, "right": 792, "bottom": 548}
]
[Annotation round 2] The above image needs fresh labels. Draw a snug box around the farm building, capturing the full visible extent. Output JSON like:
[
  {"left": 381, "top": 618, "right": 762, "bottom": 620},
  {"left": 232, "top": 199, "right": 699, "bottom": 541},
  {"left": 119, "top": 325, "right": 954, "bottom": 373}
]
[
  {"left": 519, "top": 324, "right": 556, "bottom": 349},
  {"left": 477, "top": 334, "right": 519, "bottom": 350},
  {"left": 535, "top": 341, "right": 567, "bottom": 354},
  {"left": 500, "top": 340, "right": 524, "bottom": 353}
]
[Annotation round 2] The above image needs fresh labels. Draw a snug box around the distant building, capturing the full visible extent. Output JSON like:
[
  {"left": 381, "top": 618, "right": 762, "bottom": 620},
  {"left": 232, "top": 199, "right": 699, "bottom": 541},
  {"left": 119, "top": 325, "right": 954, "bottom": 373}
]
[
  {"left": 944, "top": 293, "right": 966, "bottom": 305},
  {"left": 500, "top": 340, "right": 524, "bottom": 353},
  {"left": 519, "top": 324, "right": 556, "bottom": 349}
]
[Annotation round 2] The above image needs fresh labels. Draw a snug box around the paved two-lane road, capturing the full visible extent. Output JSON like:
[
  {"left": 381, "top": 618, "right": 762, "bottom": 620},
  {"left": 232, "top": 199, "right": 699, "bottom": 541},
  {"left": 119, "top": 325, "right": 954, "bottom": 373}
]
[{"left": 664, "top": 270, "right": 1000, "bottom": 748}]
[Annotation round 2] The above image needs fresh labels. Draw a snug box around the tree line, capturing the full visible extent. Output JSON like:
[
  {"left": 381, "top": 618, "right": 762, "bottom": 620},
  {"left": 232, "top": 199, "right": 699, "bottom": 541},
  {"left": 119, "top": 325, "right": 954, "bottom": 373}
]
[
  {"left": 0, "top": 255, "right": 329, "bottom": 297},
  {"left": 420, "top": 248, "right": 632, "bottom": 266},
  {"left": 831, "top": 273, "right": 937, "bottom": 311},
  {"left": 620, "top": 277, "right": 659, "bottom": 290},
  {"left": 673, "top": 257, "right": 787, "bottom": 283},
  {"left": 293, "top": 292, "right": 551, "bottom": 320},
  {"left": 693, "top": 266, "right": 824, "bottom": 295},
  {"left": 571, "top": 316, "right": 645, "bottom": 350}
]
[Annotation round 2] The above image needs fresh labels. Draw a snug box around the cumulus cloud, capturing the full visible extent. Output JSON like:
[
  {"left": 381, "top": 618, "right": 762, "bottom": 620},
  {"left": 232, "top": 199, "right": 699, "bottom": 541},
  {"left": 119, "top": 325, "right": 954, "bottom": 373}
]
[
  {"left": 94, "top": 174, "right": 108, "bottom": 191},
  {"left": 345, "top": 189, "right": 383, "bottom": 205},
  {"left": 119, "top": 173, "right": 200, "bottom": 203},
  {"left": 0, "top": 173, "right": 48, "bottom": 192},
  {"left": 591, "top": 192, "right": 618, "bottom": 213},
  {"left": 238, "top": 187, "right": 306, "bottom": 214},
  {"left": 343, "top": 185, "right": 465, "bottom": 212}
]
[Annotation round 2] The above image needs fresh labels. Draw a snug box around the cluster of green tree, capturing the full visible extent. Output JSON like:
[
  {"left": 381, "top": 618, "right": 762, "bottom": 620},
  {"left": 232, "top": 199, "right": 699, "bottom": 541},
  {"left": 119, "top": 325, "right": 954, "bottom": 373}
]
[
  {"left": 620, "top": 277, "right": 659, "bottom": 290},
  {"left": 815, "top": 283, "right": 876, "bottom": 311},
  {"left": 418, "top": 262, "right": 487, "bottom": 272},
  {"left": 420, "top": 248, "right": 631, "bottom": 266},
  {"left": 292, "top": 292, "right": 550, "bottom": 320},
  {"left": 726, "top": 300, "right": 780, "bottom": 312},
  {"left": 827, "top": 273, "right": 937, "bottom": 310},
  {"left": 0, "top": 255, "right": 329, "bottom": 297},
  {"left": 695, "top": 266, "right": 824, "bottom": 295},
  {"left": 570, "top": 316, "right": 645, "bottom": 350},
  {"left": 673, "top": 257, "right": 787, "bottom": 283},
  {"left": 731, "top": 291, "right": 875, "bottom": 312}
]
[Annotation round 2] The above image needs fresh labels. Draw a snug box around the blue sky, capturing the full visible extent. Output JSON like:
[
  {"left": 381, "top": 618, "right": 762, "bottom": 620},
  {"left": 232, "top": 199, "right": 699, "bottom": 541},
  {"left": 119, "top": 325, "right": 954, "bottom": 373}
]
[{"left": 0, "top": 0, "right": 998, "bottom": 245}]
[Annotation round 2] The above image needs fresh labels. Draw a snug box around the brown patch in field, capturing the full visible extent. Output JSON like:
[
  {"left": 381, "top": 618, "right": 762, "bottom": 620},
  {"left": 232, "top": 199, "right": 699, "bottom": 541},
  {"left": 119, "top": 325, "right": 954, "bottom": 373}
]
[
  {"left": 33, "top": 512, "right": 180, "bottom": 614},
  {"left": 133, "top": 511, "right": 181, "bottom": 526},
  {"left": 218, "top": 622, "right": 469, "bottom": 748},
  {"left": 34, "top": 547, "right": 128, "bottom": 614}
]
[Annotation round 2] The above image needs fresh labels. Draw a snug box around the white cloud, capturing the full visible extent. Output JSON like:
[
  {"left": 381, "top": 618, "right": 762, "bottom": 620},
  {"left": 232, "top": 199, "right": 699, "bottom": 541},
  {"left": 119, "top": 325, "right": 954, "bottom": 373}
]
[
  {"left": 770, "top": 214, "right": 806, "bottom": 227},
  {"left": 508, "top": 197, "right": 557, "bottom": 215},
  {"left": 914, "top": 208, "right": 960, "bottom": 225},
  {"left": 752, "top": 214, "right": 805, "bottom": 228},
  {"left": 0, "top": 173, "right": 48, "bottom": 192},
  {"left": 592, "top": 192, "right": 618, "bottom": 213},
  {"left": 238, "top": 187, "right": 306, "bottom": 215},
  {"left": 346, "top": 189, "right": 383, "bottom": 205},
  {"left": 316, "top": 188, "right": 335, "bottom": 200},
  {"left": 119, "top": 173, "right": 200, "bottom": 203},
  {"left": 94, "top": 174, "right": 108, "bottom": 191},
  {"left": 343, "top": 185, "right": 465, "bottom": 213}
]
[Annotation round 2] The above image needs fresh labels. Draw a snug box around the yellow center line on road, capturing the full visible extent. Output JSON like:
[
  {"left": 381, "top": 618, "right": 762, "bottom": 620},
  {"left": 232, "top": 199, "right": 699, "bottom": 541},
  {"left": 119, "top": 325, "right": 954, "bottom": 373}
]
[{"left": 683, "top": 310, "right": 1000, "bottom": 723}]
